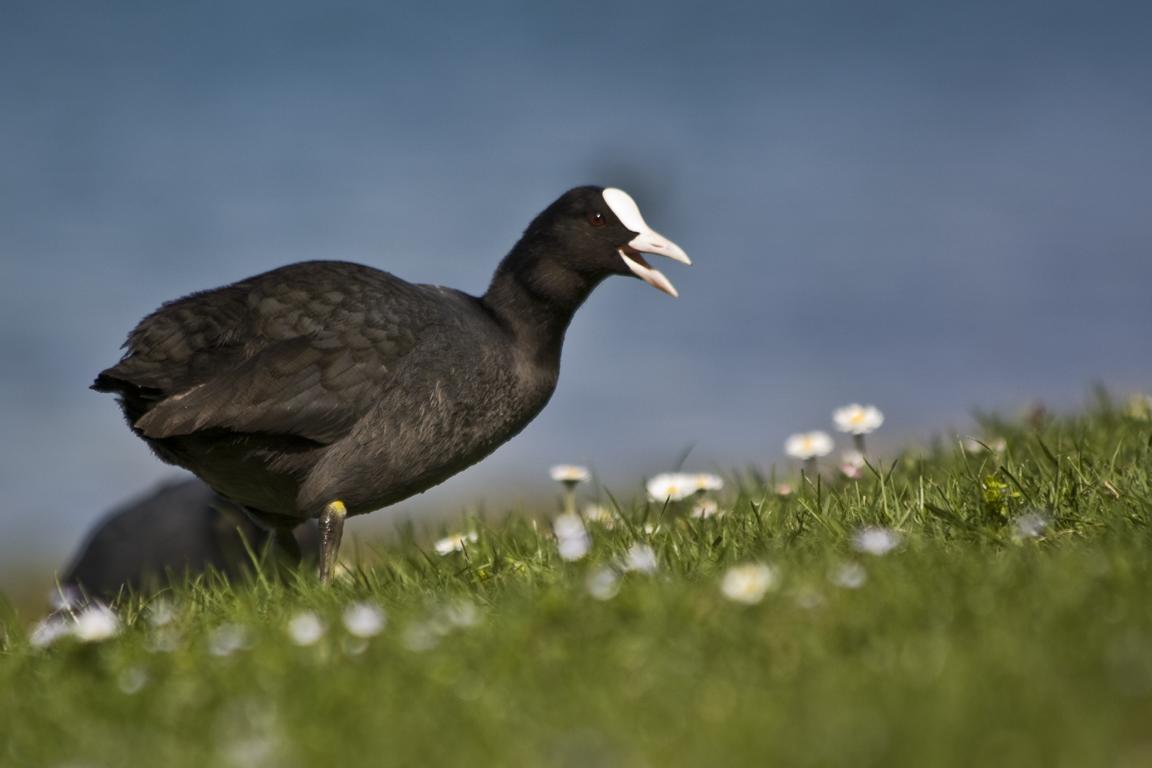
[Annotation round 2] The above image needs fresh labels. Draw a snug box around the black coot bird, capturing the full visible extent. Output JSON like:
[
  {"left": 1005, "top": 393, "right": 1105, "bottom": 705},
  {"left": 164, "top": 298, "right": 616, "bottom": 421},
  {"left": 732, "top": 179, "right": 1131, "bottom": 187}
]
[
  {"left": 61, "top": 478, "right": 319, "bottom": 602},
  {"left": 94, "top": 186, "right": 689, "bottom": 582}
]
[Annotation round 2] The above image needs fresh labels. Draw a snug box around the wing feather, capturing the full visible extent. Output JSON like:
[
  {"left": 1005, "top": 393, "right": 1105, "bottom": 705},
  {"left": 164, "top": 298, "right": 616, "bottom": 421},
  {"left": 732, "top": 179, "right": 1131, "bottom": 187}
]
[{"left": 97, "top": 261, "right": 431, "bottom": 444}]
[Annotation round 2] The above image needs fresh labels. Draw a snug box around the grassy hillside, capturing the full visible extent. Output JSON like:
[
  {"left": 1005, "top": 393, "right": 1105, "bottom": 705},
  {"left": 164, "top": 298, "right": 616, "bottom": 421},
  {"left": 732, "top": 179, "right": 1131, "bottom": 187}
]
[{"left": 3, "top": 396, "right": 1151, "bottom": 767}]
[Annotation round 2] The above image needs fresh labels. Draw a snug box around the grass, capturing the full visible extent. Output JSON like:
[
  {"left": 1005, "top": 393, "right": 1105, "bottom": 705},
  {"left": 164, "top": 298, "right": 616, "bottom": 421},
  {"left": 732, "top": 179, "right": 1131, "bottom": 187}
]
[{"left": 3, "top": 394, "right": 1152, "bottom": 767}]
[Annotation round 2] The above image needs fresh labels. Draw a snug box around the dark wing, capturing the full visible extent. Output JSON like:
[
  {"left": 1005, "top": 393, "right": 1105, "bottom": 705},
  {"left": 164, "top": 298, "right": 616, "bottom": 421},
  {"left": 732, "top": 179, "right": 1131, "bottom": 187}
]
[{"left": 95, "top": 261, "right": 431, "bottom": 444}]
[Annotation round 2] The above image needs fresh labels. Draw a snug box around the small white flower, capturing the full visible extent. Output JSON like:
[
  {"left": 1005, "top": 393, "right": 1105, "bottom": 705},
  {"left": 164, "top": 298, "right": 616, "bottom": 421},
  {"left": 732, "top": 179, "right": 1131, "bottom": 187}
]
[
  {"left": 72, "top": 604, "right": 120, "bottom": 642},
  {"left": 774, "top": 483, "right": 794, "bottom": 496},
  {"left": 420, "top": 601, "right": 480, "bottom": 639},
  {"left": 553, "top": 512, "right": 586, "bottom": 540},
  {"left": 441, "top": 600, "right": 481, "bottom": 629},
  {"left": 961, "top": 436, "right": 1007, "bottom": 454},
  {"left": 402, "top": 623, "right": 439, "bottom": 652},
  {"left": 208, "top": 623, "right": 250, "bottom": 656},
  {"left": 720, "top": 564, "right": 778, "bottom": 604},
  {"left": 118, "top": 666, "right": 149, "bottom": 695},
  {"left": 622, "top": 543, "right": 659, "bottom": 573},
  {"left": 29, "top": 615, "right": 73, "bottom": 648},
  {"left": 852, "top": 527, "right": 902, "bottom": 556},
  {"left": 553, "top": 512, "right": 591, "bottom": 561},
  {"left": 433, "top": 531, "right": 478, "bottom": 556},
  {"left": 646, "top": 473, "right": 694, "bottom": 502},
  {"left": 833, "top": 404, "right": 885, "bottom": 435},
  {"left": 830, "top": 562, "right": 868, "bottom": 589},
  {"left": 549, "top": 465, "right": 591, "bottom": 484},
  {"left": 219, "top": 713, "right": 280, "bottom": 768},
  {"left": 1012, "top": 510, "right": 1051, "bottom": 540},
  {"left": 585, "top": 567, "right": 621, "bottom": 601},
  {"left": 557, "top": 535, "right": 591, "bottom": 561},
  {"left": 1126, "top": 393, "right": 1152, "bottom": 420},
  {"left": 690, "top": 499, "right": 721, "bottom": 519},
  {"left": 642, "top": 523, "right": 662, "bottom": 535},
  {"left": 48, "top": 585, "right": 84, "bottom": 612},
  {"left": 785, "top": 431, "right": 834, "bottom": 460},
  {"left": 691, "top": 473, "right": 725, "bottom": 493},
  {"left": 287, "top": 612, "right": 326, "bottom": 646},
  {"left": 960, "top": 436, "right": 983, "bottom": 454},
  {"left": 342, "top": 603, "right": 386, "bottom": 638},
  {"left": 840, "top": 450, "right": 866, "bottom": 479},
  {"left": 647, "top": 472, "right": 724, "bottom": 501},
  {"left": 582, "top": 504, "right": 617, "bottom": 528},
  {"left": 147, "top": 599, "right": 177, "bottom": 627}
]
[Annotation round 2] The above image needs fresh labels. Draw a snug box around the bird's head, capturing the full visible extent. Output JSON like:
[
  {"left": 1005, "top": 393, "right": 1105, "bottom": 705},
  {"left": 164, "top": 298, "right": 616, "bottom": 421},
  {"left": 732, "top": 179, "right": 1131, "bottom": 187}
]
[{"left": 523, "top": 186, "right": 691, "bottom": 298}]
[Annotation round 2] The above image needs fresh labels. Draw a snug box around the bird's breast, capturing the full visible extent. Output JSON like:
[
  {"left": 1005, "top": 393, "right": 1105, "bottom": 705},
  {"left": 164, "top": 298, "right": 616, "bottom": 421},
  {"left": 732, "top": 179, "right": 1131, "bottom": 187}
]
[{"left": 304, "top": 350, "right": 557, "bottom": 514}]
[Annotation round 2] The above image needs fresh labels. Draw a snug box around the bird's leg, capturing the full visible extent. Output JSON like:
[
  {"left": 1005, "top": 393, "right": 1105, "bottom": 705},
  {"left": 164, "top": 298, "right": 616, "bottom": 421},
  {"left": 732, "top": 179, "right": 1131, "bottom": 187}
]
[{"left": 318, "top": 500, "right": 347, "bottom": 584}]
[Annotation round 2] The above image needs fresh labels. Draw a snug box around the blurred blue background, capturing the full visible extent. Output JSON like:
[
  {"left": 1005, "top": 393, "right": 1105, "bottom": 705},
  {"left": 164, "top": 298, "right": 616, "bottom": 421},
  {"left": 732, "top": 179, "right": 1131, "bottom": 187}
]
[{"left": 2, "top": 0, "right": 1151, "bottom": 574}]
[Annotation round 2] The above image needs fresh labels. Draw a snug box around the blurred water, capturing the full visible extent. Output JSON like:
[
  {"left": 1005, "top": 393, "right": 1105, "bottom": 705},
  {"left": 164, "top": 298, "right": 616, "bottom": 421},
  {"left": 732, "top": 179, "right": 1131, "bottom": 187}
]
[{"left": 2, "top": 0, "right": 1150, "bottom": 569}]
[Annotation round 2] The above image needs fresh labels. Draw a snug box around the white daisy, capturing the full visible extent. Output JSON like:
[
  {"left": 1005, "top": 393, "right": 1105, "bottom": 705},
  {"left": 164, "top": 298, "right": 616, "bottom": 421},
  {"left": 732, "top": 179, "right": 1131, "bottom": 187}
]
[
  {"left": 833, "top": 404, "right": 885, "bottom": 435},
  {"left": 146, "top": 599, "right": 177, "bottom": 627},
  {"left": 646, "top": 473, "right": 694, "bottom": 502},
  {"left": 549, "top": 465, "right": 591, "bottom": 484},
  {"left": 582, "top": 504, "right": 618, "bottom": 528},
  {"left": 690, "top": 499, "right": 721, "bottom": 519},
  {"left": 557, "top": 536, "right": 590, "bottom": 562},
  {"left": 433, "top": 531, "right": 478, "bottom": 556},
  {"left": 622, "top": 543, "right": 659, "bottom": 574},
  {"left": 1012, "top": 510, "right": 1051, "bottom": 540},
  {"left": 553, "top": 512, "right": 586, "bottom": 540},
  {"left": 29, "top": 615, "right": 73, "bottom": 648},
  {"left": 961, "top": 436, "right": 1007, "bottom": 454},
  {"left": 553, "top": 512, "right": 591, "bottom": 561},
  {"left": 287, "top": 612, "right": 326, "bottom": 646},
  {"left": 401, "top": 623, "right": 439, "bottom": 652},
  {"left": 830, "top": 562, "right": 867, "bottom": 589},
  {"left": 72, "top": 604, "right": 120, "bottom": 642},
  {"left": 208, "top": 623, "right": 250, "bottom": 656},
  {"left": 552, "top": 466, "right": 590, "bottom": 516},
  {"left": 117, "top": 666, "right": 149, "bottom": 695},
  {"left": 691, "top": 473, "right": 725, "bottom": 492},
  {"left": 784, "top": 431, "right": 834, "bottom": 460},
  {"left": 720, "top": 564, "right": 778, "bottom": 604},
  {"left": 441, "top": 600, "right": 481, "bottom": 629},
  {"left": 342, "top": 603, "right": 387, "bottom": 638},
  {"left": 1126, "top": 393, "right": 1152, "bottom": 420},
  {"left": 840, "top": 450, "right": 866, "bottom": 479},
  {"left": 852, "top": 527, "right": 902, "bottom": 556},
  {"left": 48, "top": 585, "right": 84, "bottom": 612},
  {"left": 585, "top": 567, "right": 621, "bottom": 601}
]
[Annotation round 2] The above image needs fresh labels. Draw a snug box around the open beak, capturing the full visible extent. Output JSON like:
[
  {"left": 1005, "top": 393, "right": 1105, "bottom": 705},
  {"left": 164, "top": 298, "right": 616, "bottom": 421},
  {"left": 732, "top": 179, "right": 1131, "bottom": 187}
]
[
  {"left": 602, "top": 187, "right": 690, "bottom": 298},
  {"left": 619, "top": 234, "right": 689, "bottom": 298}
]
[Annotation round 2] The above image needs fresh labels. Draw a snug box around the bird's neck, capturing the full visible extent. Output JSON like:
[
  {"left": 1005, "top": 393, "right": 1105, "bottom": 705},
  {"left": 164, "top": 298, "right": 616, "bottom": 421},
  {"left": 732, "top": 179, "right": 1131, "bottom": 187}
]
[{"left": 481, "top": 239, "right": 602, "bottom": 367}]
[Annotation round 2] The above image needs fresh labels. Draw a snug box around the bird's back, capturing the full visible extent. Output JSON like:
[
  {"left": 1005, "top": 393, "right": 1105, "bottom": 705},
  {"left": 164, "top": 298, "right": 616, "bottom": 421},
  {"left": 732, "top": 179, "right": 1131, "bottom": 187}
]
[
  {"left": 94, "top": 261, "right": 429, "bottom": 435},
  {"left": 94, "top": 260, "right": 557, "bottom": 521}
]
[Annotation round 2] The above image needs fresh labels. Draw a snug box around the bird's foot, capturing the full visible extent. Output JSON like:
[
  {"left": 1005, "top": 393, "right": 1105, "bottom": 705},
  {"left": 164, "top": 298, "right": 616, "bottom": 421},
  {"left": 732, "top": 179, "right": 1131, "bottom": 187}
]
[{"left": 318, "top": 500, "right": 347, "bottom": 584}]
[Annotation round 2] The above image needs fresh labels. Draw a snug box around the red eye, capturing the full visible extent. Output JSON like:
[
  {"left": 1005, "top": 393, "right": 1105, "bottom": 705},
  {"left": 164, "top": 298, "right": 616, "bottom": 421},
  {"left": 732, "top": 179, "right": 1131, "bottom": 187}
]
[{"left": 588, "top": 211, "right": 606, "bottom": 227}]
